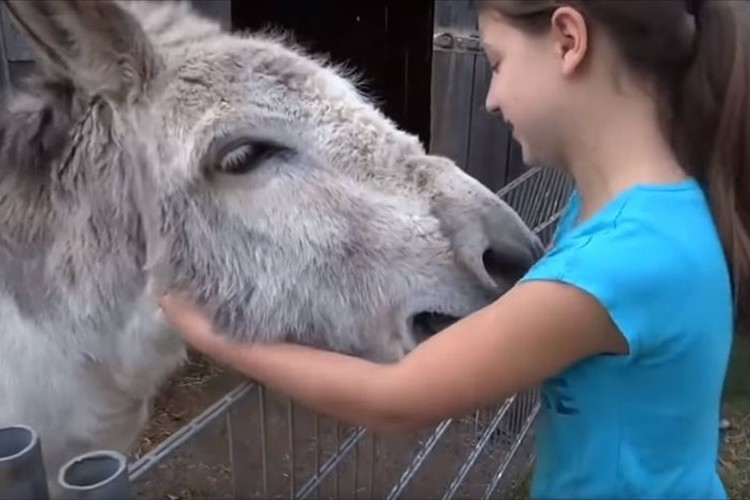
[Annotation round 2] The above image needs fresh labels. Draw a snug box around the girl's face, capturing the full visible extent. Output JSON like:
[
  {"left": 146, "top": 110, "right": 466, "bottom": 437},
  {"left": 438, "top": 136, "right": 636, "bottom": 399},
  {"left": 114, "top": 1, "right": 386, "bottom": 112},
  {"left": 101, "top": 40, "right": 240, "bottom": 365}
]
[{"left": 478, "top": 8, "right": 583, "bottom": 169}]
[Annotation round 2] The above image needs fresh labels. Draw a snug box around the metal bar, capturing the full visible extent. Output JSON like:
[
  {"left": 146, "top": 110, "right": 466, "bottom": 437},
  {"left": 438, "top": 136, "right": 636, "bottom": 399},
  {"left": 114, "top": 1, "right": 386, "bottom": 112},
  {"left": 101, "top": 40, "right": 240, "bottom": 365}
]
[
  {"left": 367, "top": 433, "right": 375, "bottom": 498},
  {"left": 295, "top": 427, "right": 367, "bottom": 500},
  {"left": 480, "top": 400, "right": 541, "bottom": 500},
  {"left": 57, "top": 451, "right": 134, "bottom": 500},
  {"left": 228, "top": 383, "right": 264, "bottom": 498},
  {"left": 258, "top": 385, "right": 268, "bottom": 498},
  {"left": 385, "top": 419, "right": 454, "bottom": 500},
  {"left": 352, "top": 431, "right": 360, "bottom": 499},
  {"left": 442, "top": 396, "right": 516, "bottom": 500},
  {"left": 128, "top": 381, "right": 254, "bottom": 481},
  {"left": 0, "top": 425, "right": 49, "bottom": 500},
  {"left": 433, "top": 30, "right": 483, "bottom": 54},
  {"left": 334, "top": 423, "right": 341, "bottom": 497},
  {"left": 472, "top": 409, "right": 480, "bottom": 439},
  {"left": 287, "top": 400, "right": 296, "bottom": 498},
  {"left": 496, "top": 166, "right": 541, "bottom": 197},
  {"left": 226, "top": 411, "right": 239, "bottom": 497},
  {"left": 313, "top": 415, "right": 321, "bottom": 499},
  {"left": 534, "top": 212, "right": 564, "bottom": 236},
  {"left": 0, "top": 6, "right": 12, "bottom": 97}
]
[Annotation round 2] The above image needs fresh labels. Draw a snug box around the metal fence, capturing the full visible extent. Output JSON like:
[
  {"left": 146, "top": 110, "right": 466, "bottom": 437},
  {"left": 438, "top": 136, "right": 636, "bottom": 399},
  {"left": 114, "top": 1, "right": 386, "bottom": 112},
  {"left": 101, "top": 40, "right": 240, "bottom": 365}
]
[{"left": 125, "top": 166, "right": 574, "bottom": 499}]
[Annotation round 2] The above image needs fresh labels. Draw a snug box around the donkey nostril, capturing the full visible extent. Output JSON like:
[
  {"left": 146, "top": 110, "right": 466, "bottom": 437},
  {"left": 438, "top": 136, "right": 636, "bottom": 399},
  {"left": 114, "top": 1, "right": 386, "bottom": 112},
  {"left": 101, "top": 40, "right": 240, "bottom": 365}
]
[{"left": 482, "top": 248, "right": 532, "bottom": 284}]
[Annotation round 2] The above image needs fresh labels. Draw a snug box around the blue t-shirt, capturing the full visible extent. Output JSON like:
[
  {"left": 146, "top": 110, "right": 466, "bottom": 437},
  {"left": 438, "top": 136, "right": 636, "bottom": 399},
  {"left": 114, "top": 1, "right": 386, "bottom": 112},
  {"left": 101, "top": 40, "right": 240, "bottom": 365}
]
[{"left": 520, "top": 177, "right": 733, "bottom": 499}]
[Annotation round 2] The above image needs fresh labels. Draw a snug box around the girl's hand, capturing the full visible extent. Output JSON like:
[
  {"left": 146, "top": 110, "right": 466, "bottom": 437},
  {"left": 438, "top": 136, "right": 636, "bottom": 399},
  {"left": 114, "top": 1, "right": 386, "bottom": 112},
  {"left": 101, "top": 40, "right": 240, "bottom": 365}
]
[{"left": 157, "top": 293, "right": 242, "bottom": 362}]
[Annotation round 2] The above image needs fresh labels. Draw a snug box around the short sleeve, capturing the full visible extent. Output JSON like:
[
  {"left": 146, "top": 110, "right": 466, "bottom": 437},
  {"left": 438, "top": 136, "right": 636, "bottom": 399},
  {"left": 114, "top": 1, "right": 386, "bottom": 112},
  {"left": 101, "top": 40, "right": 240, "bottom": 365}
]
[{"left": 520, "top": 219, "right": 684, "bottom": 360}]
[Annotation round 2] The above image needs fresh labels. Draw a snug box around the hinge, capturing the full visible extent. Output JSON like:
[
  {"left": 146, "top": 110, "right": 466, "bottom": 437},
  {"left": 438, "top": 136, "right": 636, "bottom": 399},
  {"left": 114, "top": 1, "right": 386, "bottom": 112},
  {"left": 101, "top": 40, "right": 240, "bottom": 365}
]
[{"left": 432, "top": 30, "right": 483, "bottom": 54}]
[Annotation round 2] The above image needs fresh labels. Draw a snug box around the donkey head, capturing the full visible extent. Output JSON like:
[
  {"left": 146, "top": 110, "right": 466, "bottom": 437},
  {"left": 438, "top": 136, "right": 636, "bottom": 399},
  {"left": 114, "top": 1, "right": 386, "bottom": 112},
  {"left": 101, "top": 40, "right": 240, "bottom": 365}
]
[{"left": 3, "top": 0, "right": 543, "bottom": 361}]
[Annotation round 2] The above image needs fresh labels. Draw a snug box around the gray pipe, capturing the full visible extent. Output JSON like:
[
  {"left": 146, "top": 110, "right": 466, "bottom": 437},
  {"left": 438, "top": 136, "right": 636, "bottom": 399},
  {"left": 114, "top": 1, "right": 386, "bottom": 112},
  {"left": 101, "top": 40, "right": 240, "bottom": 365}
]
[
  {"left": 0, "top": 424, "right": 50, "bottom": 500},
  {"left": 57, "top": 450, "right": 134, "bottom": 500}
]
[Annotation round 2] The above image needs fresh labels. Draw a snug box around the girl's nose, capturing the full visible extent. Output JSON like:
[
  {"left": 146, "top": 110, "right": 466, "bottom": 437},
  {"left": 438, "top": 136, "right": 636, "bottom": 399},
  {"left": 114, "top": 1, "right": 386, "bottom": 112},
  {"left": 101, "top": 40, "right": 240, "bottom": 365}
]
[{"left": 485, "top": 87, "right": 504, "bottom": 116}]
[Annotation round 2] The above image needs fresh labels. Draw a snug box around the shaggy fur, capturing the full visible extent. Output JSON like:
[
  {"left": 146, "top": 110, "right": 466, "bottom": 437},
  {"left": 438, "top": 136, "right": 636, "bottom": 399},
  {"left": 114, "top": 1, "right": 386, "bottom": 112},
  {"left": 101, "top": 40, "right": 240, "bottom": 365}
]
[{"left": 0, "top": 0, "right": 542, "bottom": 495}]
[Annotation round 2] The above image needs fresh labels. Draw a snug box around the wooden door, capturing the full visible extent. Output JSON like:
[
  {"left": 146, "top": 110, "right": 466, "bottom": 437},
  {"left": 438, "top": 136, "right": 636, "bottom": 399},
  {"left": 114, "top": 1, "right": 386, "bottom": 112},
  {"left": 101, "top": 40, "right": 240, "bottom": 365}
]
[{"left": 429, "top": 0, "right": 528, "bottom": 192}]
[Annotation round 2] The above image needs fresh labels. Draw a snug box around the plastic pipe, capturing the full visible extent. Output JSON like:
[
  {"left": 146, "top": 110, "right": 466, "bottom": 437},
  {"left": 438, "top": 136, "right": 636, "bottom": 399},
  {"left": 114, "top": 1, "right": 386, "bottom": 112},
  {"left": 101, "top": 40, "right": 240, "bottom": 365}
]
[
  {"left": 57, "top": 450, "right": 134, "bottom": 500},
  {"left": 0, "top": 424, "right": 50, "bottom": 500}
]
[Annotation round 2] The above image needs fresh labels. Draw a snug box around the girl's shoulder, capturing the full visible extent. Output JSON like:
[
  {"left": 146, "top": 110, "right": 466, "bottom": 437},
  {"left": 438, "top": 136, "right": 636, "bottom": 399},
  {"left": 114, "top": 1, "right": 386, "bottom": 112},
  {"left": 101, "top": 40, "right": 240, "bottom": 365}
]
[
  {"left": 547, "top": 178, "right": 723, "bottom": 272},
  {"left": 522, "top": 178, "right": 733, "bottom": 359}
]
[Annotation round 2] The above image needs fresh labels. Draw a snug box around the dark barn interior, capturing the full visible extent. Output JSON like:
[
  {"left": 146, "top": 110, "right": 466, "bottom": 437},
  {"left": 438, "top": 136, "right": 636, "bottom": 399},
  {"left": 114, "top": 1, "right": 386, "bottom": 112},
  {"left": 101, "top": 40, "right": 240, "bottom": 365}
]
[{"left": 231, "top": 1, "right": 435, "bottom": 147}]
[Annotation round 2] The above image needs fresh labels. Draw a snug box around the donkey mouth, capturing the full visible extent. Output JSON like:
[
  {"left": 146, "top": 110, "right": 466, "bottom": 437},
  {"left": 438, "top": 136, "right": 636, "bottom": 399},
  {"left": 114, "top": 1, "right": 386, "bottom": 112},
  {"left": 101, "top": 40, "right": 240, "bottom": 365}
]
[{"left": 410, "top": 311, "right": 461, "bottom": 340}]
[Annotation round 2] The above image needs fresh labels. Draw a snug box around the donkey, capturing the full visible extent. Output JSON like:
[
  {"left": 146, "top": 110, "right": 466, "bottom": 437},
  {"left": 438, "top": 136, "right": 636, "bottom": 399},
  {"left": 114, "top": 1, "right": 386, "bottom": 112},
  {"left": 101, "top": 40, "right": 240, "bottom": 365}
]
[{"left": 0, "top": 0, "right": 542, "bottom": 494}]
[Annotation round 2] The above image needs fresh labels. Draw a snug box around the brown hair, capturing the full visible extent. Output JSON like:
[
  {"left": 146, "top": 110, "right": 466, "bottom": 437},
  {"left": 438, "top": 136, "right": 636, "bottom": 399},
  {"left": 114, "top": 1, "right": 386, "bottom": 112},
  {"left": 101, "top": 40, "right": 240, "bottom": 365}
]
[{"left": 476, "top": 0, "right": 750, "bottom": 333}]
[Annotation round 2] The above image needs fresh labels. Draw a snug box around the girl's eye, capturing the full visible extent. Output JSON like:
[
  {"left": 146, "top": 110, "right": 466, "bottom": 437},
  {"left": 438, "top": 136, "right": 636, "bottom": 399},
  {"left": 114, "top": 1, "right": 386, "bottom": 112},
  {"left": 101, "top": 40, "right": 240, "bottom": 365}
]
[{"left": 217, "top": 142, "right": 279, "bottom": 175}]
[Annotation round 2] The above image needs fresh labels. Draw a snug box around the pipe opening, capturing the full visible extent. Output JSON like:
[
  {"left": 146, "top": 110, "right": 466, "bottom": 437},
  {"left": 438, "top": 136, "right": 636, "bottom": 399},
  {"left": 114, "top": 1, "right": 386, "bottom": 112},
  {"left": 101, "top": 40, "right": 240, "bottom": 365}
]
[
  {"left": 59, "top": 451, "right": 126, "bottom": 491},
  {"left": 0, "top": 425, "right": 35, "bottom": 462}
]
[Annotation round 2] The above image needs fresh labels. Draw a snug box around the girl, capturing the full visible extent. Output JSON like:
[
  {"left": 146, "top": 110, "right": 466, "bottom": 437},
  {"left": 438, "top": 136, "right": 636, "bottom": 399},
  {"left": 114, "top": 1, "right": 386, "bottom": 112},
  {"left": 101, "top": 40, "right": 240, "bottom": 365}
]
[{"left": 158, "top": 1, "right": 750, "bottom": 497}]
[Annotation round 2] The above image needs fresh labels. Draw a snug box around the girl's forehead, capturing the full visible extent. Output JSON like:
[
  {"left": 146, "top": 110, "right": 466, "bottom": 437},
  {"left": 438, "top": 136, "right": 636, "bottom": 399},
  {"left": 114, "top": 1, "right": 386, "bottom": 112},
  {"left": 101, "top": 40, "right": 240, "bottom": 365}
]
[
  {"left": 478, "top": 7, "right": 506, "bottom": 32},
  {"left": 479, "top": 14, "right": 525, "bottom": 50}
]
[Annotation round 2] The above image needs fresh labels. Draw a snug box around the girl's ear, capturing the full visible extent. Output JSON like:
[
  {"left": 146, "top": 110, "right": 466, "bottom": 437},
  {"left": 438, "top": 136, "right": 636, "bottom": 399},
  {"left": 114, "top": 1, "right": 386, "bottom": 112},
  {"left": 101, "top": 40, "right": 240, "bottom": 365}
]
[{"left": 549, "top": 6, "right": 589, "bottom": 77}]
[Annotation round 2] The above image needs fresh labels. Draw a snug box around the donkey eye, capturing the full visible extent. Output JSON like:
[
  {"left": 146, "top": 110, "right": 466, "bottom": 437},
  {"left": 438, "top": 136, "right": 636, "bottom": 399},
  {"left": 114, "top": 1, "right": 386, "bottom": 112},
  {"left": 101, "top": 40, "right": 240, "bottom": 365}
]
[{"left": 217, "top": 142, "right": 279, "bottom": 175}]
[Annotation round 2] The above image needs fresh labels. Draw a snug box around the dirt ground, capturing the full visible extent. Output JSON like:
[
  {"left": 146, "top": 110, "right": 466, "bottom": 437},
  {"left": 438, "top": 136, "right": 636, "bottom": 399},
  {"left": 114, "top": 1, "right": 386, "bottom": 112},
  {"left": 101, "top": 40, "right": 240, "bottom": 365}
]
[
  {"left": 128, "top": 350, "right": 532, "bottom": 499},
  {"left": 132, "top": 350, "right": 237, "bottom": 459}
]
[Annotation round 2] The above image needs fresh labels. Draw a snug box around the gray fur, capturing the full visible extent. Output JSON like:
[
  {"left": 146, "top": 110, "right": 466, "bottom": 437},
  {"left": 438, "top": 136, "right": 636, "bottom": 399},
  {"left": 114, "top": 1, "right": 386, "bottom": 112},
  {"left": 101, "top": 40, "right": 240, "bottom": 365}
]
[{"left": 0, "top": 0, "right": 542, "bottom": 495}]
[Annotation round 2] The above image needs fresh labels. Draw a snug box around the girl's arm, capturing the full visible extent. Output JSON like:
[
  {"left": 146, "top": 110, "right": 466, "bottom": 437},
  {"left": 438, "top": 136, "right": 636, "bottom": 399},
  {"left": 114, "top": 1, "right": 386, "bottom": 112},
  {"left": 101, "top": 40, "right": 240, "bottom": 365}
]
[{"left": 158, "top": 280, "right": 627, "bottom": 433}]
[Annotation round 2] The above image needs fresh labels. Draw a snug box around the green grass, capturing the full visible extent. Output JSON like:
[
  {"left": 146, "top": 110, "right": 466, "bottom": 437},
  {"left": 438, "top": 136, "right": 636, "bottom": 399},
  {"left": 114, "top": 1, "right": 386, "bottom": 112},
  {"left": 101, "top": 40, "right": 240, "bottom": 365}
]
[{"left": 506, "top": 336, "right": 750, "bottom": 499}]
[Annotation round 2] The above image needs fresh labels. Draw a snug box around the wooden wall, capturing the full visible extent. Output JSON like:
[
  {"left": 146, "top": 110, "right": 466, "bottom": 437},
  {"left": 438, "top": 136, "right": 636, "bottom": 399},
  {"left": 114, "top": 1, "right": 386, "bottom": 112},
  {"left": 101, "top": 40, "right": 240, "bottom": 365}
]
[{"left": 430, "top": 1, "right": 529, "bottom": 192}]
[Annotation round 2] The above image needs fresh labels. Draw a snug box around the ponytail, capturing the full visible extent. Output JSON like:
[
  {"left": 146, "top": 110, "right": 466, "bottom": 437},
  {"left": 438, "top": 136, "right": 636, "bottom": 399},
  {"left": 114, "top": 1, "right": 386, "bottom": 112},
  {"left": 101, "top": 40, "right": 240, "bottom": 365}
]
[{"left": 674, "top": 0, "right": 750, "bottom": 333}]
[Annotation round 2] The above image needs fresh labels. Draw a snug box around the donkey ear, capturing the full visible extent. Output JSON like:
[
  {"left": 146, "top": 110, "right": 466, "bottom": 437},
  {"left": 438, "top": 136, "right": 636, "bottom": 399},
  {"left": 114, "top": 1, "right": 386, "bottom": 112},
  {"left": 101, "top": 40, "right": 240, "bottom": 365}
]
[{"left": 1, "top": 0, "right": 161, "bottom": 104}]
